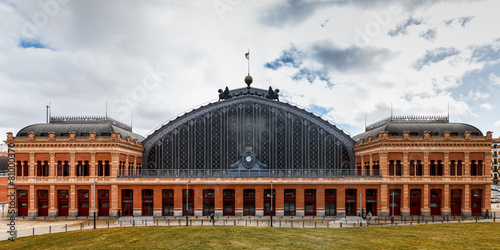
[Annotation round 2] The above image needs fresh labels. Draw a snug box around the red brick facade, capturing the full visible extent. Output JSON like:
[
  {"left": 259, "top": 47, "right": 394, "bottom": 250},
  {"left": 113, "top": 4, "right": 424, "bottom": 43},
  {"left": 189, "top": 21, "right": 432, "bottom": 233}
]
[{"left": 6, "top": 128, "right": 493, "bottom": 217}]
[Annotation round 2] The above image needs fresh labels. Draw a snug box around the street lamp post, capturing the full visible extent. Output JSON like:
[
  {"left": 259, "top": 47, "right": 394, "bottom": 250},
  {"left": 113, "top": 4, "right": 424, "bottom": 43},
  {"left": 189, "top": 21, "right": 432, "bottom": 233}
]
[
  {"left": 186, "top": 180, "right": 190, "bottom": 226},
  {"left": 359, "top": 193, "right": 362, "bottom": 217},
  {"left": 391, "top": 190, "right": 395, "bottom": 224},
  {"left": 270, "top": 179, "right": 273, "bottom": 227},
  {"left": 93, "top": 179, "right": 97, "bottom": 229}
]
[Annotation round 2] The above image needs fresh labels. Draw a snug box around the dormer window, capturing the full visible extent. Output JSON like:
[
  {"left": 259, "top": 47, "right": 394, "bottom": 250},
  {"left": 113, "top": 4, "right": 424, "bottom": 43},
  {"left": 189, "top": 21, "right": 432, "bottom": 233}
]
[
  {"left": 40, "top": 133, "right": 49, "bottom": 137},
  {"left": 80, "top": 132, "right": 90, "bottom": 137},
  {"left": 19, "top": 133, "right": 28, "bottom": 137},
  {"left": 60, "top": 133, "right": 70, "bottom": 136},
  {"left": 409, "top": 132, "right": 419, "bottom": 136},
  {"left": 429, "top": 132, "right": 438, "bottom": 136}
]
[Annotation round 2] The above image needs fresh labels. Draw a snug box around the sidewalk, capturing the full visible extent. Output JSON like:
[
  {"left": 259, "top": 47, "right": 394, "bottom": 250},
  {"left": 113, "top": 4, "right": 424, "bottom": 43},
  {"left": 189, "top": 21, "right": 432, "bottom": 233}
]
[{"left": 2, "top": 214, "right": 499, "bottom": 241}]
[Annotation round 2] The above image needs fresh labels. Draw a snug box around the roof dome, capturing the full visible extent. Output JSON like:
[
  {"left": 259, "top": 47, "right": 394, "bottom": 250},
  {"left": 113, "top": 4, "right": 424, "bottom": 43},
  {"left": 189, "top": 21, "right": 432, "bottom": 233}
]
[
  {"left": 16, "top": 116, "right": 145, "bottom": 142},
  {"left": 353, "top": 116, "right": 483, "bottom": 142}
]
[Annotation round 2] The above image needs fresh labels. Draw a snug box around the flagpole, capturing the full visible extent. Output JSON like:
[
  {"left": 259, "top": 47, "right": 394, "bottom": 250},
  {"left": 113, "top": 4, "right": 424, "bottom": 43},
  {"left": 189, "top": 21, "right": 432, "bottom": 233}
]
[{"left": 247, "top": 49, "right": 250, "bottom": 75}]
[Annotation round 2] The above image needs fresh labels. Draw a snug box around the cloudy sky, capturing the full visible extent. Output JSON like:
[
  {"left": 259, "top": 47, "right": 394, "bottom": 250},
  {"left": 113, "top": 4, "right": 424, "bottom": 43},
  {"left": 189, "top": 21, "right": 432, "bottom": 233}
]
[{"left": 1, "top": 0, "right": 499, "bottom": 150}]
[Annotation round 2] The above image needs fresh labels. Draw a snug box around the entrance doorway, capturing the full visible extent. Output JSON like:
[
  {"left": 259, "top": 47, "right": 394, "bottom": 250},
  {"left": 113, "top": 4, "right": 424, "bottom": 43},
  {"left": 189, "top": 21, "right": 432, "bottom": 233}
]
[
  {"left": 451, "top": 189, "right": 462, "bottom": 216},
  {"left": 78, "top": 190, "right": 89, "bottom": 216},
  {"left": 121, "top": 189, "right": 133, "bottom": 216},
  {"left": 163, "top": 189, "right": 174, "bottom": 216},
  {"left": 389, "top": 189, "right": 400, "bottom": 216},
  {"left": 264, "top": 189, "right": 275, "bottom": 216},
  {"left": 410, "top": 189, "right": 421, "bottom": 216},
  {"left": 58, "top": 190, "right": 69, "bottom": 217},
  {"left": 183, "top": 189, "right": 194, "bottom": 216},
  {"left": 430, "top": 189, "right": 441, "bottom": 216},
  {"left": 98, "top": 190, "right": 110, "bottom": 216},
  {"left": 365, "top": 189, "right": 377, "bottom": 216},
  {"left": 223, "top": 189, "right": 235, "bottom": 216},
  {"left": 243, "top": 189, "right": 255, "bottom": 216},
  {"left": 17, "top": 190, "right": 29, "bottom": 216},
  {"left": 284, "top": 189, "right": 296, "bottom": 216},
  {"left": 325, "top": 189, "right": 336, "bottom": 216},
  {"left": 304, "top": 189, "right": 316, "bottom": 216},
  {"left": 38, "top": 190, "right": 49, "bottom": 217},
  {"left": 203, "top": 189, "right": 215, "bottom": 216},
  {"left": 471, "top": 189, "right": 482, "bottom": 216},
  {"left": 345, "top": 189, "right": 357, "bottom": 216}
]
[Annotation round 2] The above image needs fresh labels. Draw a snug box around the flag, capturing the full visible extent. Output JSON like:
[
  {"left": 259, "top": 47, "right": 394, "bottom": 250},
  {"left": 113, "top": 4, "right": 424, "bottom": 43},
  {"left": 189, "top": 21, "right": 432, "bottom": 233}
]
[{"left": 245, "top": 51, "right": 249, "bottom": 60}]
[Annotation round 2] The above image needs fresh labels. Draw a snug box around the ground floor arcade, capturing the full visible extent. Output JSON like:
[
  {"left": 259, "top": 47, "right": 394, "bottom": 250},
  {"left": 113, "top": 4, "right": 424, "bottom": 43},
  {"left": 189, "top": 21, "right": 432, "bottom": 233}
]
[{"left": 15, "top": 181, "right": 491, "bottom": 217}]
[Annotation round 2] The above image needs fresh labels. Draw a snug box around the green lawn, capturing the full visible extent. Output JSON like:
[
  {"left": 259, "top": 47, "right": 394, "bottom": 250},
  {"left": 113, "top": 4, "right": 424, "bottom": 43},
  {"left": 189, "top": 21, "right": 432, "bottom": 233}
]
[{"left": 1, "top": 223, "right": 499, "bottom": 249}]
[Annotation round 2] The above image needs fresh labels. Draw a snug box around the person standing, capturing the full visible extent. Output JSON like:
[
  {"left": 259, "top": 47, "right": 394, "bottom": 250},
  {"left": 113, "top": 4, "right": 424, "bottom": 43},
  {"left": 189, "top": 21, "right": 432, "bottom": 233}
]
[{"left": 366, "top": 211, "right": 372, "bottom": 225}]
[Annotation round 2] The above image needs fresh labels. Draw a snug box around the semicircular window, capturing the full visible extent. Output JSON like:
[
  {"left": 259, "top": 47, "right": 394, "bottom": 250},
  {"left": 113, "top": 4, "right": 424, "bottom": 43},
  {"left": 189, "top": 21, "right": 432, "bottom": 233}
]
[{"left": 142, "top": 98, "right": 354, "bottom": 177}]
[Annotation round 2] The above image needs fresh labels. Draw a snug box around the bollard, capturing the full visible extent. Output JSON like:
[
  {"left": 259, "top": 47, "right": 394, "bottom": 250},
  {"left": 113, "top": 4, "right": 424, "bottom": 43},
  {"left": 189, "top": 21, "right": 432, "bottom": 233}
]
[
  {"left": 257, "top": 220, "right": 259, "bottom": 226},
  {"left": 146, "top": 220, "right": 147, "bottom": 227},
  {"left": 280, "top": 221, "right": 281, "bottom": 227},
  {"left": 65, "top": 224, "right": 67, "bottom": 232},
  {"left": 120, "top": 221, "right": 122, "bottom": 227},
  {"left": 327, "top": 221, "right": 329, "bottom": 228},
  {"left": 50, "top": 226, "right": 51, "bottom": 233},
  {"left": 303, "top": 221, "right": 305, "bottom": 228},
  {"left": 133, "top": 220, "right": 135, "bottom": 227},
  {"left": 234, "top": 220, "right": 236, "bottom": 226},
  {"left": 315, "top": 222, "right": 317, "bottom": 228},
  {"left": 201, "top": 220, "right": 203, "bottom": 226},
  {"left": 33, "top": 228, "right": 35, "bottom": 236},
  {"left": 246, "top": 220, "right": 247, "bottom": 226},
  {"left": 340, "top": 223, "right": 342, "bottom": 228},
  {"left": 168, "top": 220, "right": 169, "bottom": 226},
  {"left": 432, "top": 216, "right": 434, "bottom": 223},
  {"left": 291, "top": 221, "right": 293, "bottom": 227},
  {"left": 190, "top": 219, "right": 192, "bottom": 226}
]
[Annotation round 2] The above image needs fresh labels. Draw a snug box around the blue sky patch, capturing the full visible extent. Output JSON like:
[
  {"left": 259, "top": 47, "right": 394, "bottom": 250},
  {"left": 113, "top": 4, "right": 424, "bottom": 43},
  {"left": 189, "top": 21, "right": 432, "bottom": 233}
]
[
  {"left": 19, "top": 39, "right": 47, "bottom": 49},
  {"left": 413, "top": 47, "right": 460, "bottom": 70},
  {"left": 265, "top": 46, "right": 302, "bottom": 70}
]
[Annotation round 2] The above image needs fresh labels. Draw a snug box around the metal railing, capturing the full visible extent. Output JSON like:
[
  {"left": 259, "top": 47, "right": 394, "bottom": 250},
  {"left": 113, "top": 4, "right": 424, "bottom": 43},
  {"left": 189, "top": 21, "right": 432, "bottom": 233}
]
[{"left": 118, "top": 169, "right": 382, "bottom": 178}]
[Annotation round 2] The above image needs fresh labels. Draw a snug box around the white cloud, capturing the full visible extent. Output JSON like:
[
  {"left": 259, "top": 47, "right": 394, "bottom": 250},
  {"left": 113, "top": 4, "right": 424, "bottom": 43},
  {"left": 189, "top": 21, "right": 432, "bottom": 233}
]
[
  {"left": 489, "top": 73, "right": 500, "bottom": 85},
  {"left": 467, "top": 90, "right": 490, "bottom": 100},
  {"left": 495, "top": 120, "right": 500, "bottom": 128},
  {"left": 1, "top": 0, "right": 500, "bottom": 141},
  {"left": 480, "top": 103, "right": 493, "bottom": 110}
]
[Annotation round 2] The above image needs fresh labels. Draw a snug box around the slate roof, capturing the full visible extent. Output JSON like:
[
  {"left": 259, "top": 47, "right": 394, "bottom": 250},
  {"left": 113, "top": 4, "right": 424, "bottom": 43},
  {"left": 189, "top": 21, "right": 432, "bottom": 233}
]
[{"left": 16, "top": 123, "right": 145, "bottom": 142}]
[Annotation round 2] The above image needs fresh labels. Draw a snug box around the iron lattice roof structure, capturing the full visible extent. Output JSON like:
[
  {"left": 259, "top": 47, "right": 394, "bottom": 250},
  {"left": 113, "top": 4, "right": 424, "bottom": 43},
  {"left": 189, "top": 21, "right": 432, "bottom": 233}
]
[{"left": 142, "top": 85, "right": 356, "bottom": 177}]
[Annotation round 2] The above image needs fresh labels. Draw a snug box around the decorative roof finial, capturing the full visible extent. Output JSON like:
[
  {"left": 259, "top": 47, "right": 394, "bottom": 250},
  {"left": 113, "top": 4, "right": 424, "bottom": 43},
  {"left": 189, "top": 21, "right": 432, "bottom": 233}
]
[{"left": 245, "top": 50, "right": 252, "bottom": 88}]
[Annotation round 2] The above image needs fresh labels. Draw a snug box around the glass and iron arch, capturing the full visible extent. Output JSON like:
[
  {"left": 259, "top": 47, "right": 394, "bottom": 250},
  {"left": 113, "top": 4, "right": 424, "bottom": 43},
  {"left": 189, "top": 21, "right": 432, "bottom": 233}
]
[{"left": 142, "top": 92, "right": 356, "bottom": 177}]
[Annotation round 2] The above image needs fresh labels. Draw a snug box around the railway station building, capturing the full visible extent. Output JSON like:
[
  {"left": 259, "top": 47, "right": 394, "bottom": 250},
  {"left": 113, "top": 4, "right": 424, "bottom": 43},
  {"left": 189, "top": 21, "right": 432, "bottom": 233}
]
[{"left": 8, "top": 81, "right": 494, "bottom": 217}]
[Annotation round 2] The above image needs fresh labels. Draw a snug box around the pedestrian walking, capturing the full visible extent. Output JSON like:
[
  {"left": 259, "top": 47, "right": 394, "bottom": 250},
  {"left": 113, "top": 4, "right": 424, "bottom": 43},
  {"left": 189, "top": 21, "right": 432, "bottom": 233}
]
[{"left": 209, "top": 212, "right": 215, "bottom": 223}]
